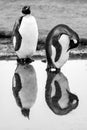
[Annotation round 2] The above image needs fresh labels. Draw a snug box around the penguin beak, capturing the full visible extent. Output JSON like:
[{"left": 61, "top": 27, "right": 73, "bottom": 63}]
[{"left": 67, "top": 39, "right": 78, "bottom": 51}]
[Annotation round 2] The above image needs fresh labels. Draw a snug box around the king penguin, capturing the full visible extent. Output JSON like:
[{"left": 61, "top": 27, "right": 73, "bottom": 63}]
[
  {"left": 12, "top": 6, "right": 38, "bottom": 64},
  {"left": 12, "top": 63, "right": 37, "bottom": 118},
  {"left": 45, "top": 71, "right": 79, "bottom": 115},
  {"left": 45, "top": 24, "right": 79, "bottom": 72}
]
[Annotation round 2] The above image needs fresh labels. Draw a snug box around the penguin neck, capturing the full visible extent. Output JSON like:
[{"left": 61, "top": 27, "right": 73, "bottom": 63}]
[{"left": 23, "top": 14, "right": 32, "bottom": 17}]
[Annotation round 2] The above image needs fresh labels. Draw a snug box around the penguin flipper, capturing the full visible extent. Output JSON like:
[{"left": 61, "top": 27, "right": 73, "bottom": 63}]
[
  {"left": 45, "top": 41, "right": 55, "bottom": 72},
  {"left": 46, "top": 46, "right": 53, "bottom": 68},
  {"left": 52, "top": 36, "right": 62, "bottom": 62},
  {"left": 17, "top": 58, "right": 34, "bottom": 65},
  {"left": 12, "top": 17, "right": 23, "bottom": 51}
]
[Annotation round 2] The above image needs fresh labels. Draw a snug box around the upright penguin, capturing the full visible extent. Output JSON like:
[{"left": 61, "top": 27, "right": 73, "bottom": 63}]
[
  {"left": 45, "top": 24, "right": 79, "bottom": 71},
  {"left": 12, "top": 6, "right": 38, "bottom": 64},
  {"left": 45, "top": 71, "right": 79, "bottom": 115}
]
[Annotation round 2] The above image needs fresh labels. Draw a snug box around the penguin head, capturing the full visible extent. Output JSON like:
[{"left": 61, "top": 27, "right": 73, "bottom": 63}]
[
  {"left": 68, "top": 39, "right": 78, "bottom": 51},
  {"left": 68, "top": 33, "right": 79, "bottom": 51},
  {"left": 22, "top": 6, "right": 31, "bottom": 15}
]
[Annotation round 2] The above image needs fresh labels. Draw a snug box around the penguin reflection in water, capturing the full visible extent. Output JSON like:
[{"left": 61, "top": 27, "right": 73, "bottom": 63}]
[
  {"left": 45, "top": 71, "right": 79, "bottom": 115},
  {"left": 12, "top": 6, "right": 38, "bottom": 64},
  {"left": 12, "top": 63, "right": 37, "bottom": 118},
  {"left": 45, "top": 24, "right": 79, "bottom": 72}
]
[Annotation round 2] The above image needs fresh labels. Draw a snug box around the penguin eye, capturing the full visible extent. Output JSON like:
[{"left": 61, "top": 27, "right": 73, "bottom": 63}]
[{"left": 26, "top": 7, "right": 29, "bottom": 10}]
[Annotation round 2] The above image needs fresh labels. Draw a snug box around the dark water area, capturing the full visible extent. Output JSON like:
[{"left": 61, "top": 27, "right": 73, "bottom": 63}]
[
  {"left": 0, "top": 60, "right": 87, "bottom": 129},
  {"left": 0, "top": 0, "right": 87, "bottom": 38}
]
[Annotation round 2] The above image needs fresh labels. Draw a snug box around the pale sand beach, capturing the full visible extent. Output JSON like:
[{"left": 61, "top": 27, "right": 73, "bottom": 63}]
[
  {"left": 0, "top": 0, "right": 87, "bottom": 38},
  {"left": 0, "top": 0, "right": 87, "bottom": 60}
]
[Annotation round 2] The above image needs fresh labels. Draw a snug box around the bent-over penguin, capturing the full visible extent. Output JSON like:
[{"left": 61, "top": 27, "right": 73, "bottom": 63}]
[{"left": 45, "top": 24, "right": 79, "bottom": 72}]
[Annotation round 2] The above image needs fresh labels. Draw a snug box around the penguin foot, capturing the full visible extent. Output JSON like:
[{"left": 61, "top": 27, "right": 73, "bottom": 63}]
[
  {"left": 17, "top": 58, "right": 26, "bottom": 65},
  {"left": 46, "top": 66, "right": 60, "bottom": 73},
  {"left": 25, "top": 58, "right": 34, "bottom": 64},
  {"left": 55, "top": 68, "right": 60, "bottom": 73},
  {"left": 17, "top": 58, "right": 34, "bottom": 65},
  {"left": 46, "top": 66, "right": 52, "bottom": 72},
  {"left": 50, "top": 68, "right": 60, "bottom": 73},
  {"left": 46, "top": 64, "right": 54, "bottom": 71}
]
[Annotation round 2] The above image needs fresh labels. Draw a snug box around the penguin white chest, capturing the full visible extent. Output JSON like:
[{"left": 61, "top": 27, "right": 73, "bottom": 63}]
[
  {"left": 17, "top": 15, "right": 38, "bottom": 58},
  {"left": 51, "top": 34, "right": 70, "bottom": 68}
]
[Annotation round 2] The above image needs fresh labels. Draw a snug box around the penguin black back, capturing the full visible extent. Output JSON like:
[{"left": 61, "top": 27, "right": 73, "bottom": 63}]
[{"left": 12, "top": 16, "right": 23, "bottom": 51}]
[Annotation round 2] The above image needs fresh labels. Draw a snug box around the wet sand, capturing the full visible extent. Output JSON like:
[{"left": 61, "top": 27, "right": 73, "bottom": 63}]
[{"left": 0, "top": 36, "right": 87, "bottom": 61}]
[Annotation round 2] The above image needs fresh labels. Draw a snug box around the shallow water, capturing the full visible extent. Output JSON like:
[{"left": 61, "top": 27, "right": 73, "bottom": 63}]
[
  {"left": 0, "top": 60, "right": 87, "bottom": 130},
  {"left": 0, "top": 0, "right": 87, "bottom": 38}
]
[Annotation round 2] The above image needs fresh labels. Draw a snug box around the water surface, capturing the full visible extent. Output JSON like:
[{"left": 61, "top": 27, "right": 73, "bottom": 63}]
[{"left": 0, "top": 60, "right": 87, "bottom": 129}]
